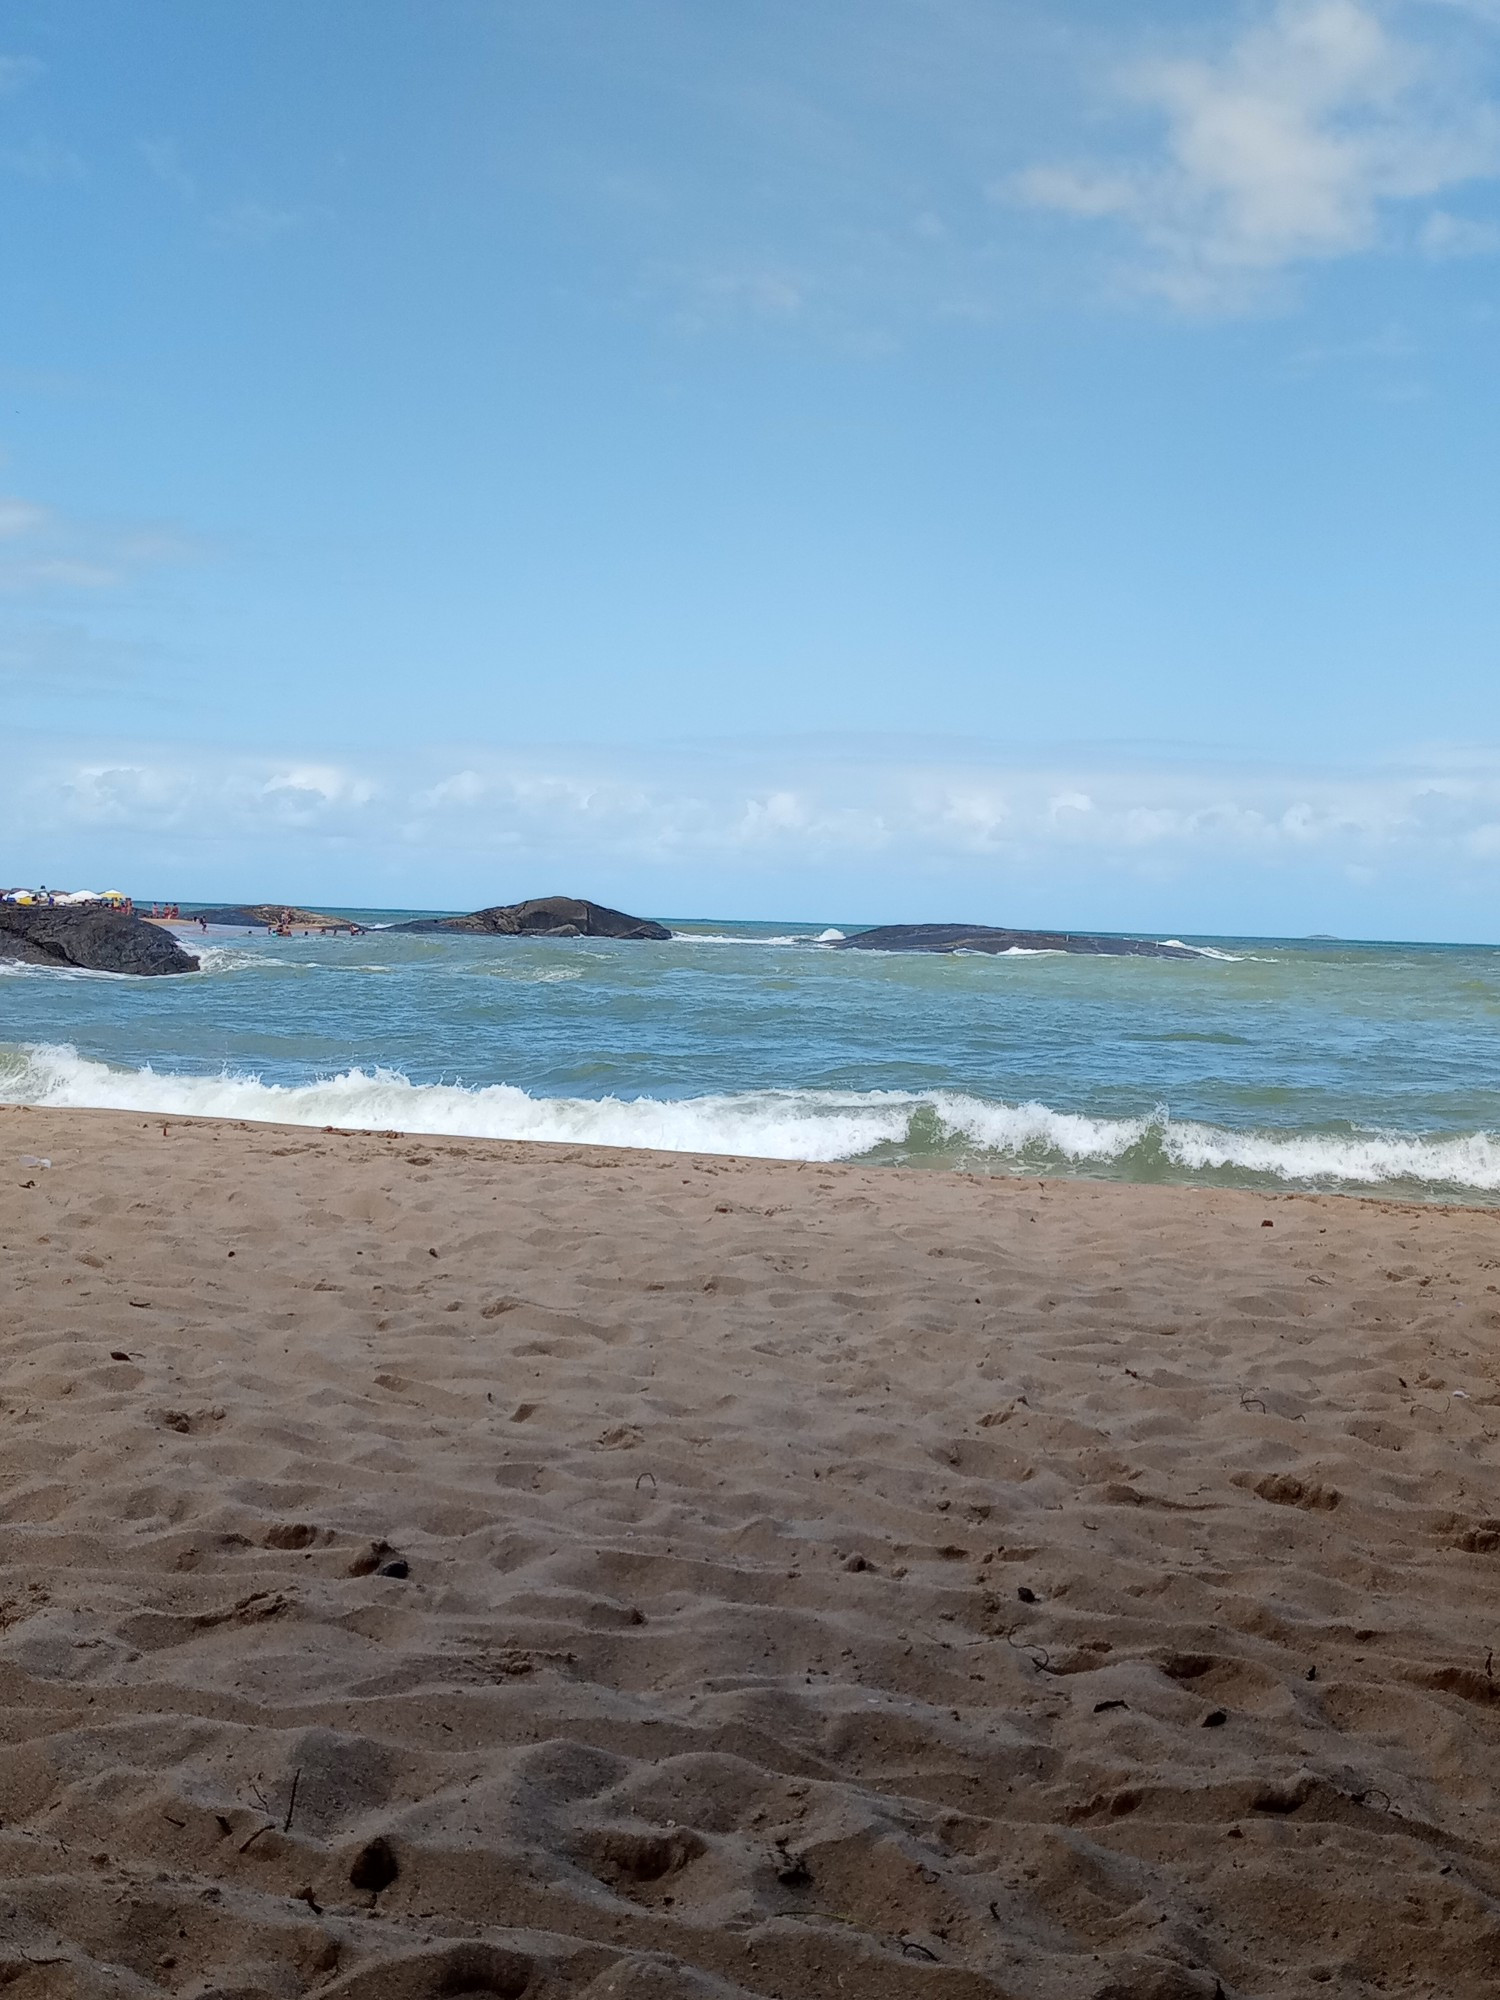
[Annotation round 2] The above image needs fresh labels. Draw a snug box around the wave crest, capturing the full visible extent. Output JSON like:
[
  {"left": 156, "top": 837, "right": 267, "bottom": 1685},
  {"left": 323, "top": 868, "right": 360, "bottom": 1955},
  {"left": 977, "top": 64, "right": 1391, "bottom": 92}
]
[{"left": 2, "top": 1042, "right": 1495, "bottom": 1195}]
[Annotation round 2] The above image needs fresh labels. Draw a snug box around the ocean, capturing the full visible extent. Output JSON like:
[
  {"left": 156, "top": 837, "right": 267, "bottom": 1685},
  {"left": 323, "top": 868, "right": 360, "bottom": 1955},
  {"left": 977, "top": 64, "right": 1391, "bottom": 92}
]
[{"left": 4, "top": 915, "right": 1500, "bottom": 1202}]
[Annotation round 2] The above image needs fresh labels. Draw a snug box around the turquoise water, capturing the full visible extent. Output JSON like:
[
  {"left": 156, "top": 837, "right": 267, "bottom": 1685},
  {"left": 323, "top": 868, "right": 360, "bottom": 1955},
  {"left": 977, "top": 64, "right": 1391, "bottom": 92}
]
[{"left": 4, "top": 915, "right": 1500, "bottom": 1200}]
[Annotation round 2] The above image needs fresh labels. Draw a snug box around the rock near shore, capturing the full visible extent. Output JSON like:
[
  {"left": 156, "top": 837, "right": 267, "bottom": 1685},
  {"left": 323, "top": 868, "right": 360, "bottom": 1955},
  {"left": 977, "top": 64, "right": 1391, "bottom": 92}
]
[
  {"left": 0, "top": 905, "right": 200, "bottom": 976},
  {"left": 836, "top": 923, "right": 1198, "bottom": 960},
  {"left": 186, "top": 905, "right": 347, "bottom": 929},
  {"left": 389, "top": 896, "right": 671, "bottom": 941}
]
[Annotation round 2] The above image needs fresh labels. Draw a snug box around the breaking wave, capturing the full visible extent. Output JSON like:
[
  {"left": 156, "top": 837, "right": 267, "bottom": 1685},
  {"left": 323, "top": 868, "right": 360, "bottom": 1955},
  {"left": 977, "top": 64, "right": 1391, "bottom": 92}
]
[
  {"left": 0, "top": 960, "right": 133, "bottom": 982},
  {"left": 673, "top": 930, "right": 844, "bottom": 946},
  {"left": 189, "top": 946, "right": 301, "bottom": 974},
  {"left": 3, "top": 1041, "right": 1498, "bottom": 1197}
]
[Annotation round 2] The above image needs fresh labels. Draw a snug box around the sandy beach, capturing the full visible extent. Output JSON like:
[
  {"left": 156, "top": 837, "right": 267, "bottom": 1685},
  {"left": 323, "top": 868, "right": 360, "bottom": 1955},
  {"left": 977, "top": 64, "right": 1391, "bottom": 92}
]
[{"left": 3, "top": 1109, "right": 1499, "bottom": 1999}]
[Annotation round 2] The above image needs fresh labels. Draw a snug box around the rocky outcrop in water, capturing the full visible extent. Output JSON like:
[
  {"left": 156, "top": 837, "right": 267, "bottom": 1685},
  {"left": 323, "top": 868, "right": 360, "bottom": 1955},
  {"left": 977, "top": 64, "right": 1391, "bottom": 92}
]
[
  {"left": 0, "top": 906, "right": 200, "bottom": 976},
  {"left": 187, "top": 905, "right": 347, "bottom": 929},
  {"left": 390, "top": 896, "right": 672, "bottom": 941},
  {"left": 835, "top": 923, "right": 1198, "bottom": 960}
]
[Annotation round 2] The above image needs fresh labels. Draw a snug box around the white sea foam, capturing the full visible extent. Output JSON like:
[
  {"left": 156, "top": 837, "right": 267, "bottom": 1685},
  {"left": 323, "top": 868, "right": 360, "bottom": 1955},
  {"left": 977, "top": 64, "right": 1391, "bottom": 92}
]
[
  {"left": 0, "top": 960, "right": 132, "bottom": 982},
  {"left": 1157, "top": 941, "right": 1247, "bottom": 961},
  {"left": 3, "top": 1041, "right": 1498, "bottom": 1191},
  {"left": 675, "top": 931, "right": 835, "bottom": 946},
  {"left": 0, "top": 1044, "right": 913, "bottom": 1161},
  {"left": 931, "top": 1092, "right": 1150, "bottom": 1160},
  {"left": 474, "top": 966, "right": 584, "bottom": 983},
  {"left": 190, "top": 945, "right": 303, "bottom": 975}
]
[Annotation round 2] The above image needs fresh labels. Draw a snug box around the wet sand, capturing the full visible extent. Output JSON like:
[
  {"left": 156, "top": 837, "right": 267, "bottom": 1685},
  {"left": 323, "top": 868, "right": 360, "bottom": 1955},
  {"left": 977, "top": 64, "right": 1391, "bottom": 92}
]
[{"left": 2, "top": 1108, "right": 1499, "bottom": 1998}]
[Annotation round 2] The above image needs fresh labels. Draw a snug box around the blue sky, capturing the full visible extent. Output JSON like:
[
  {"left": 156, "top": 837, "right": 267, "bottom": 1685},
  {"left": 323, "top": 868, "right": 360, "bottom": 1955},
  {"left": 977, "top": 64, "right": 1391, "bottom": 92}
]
[{"left": 5, "top": 0, "right": 1500, "bottom": 935}]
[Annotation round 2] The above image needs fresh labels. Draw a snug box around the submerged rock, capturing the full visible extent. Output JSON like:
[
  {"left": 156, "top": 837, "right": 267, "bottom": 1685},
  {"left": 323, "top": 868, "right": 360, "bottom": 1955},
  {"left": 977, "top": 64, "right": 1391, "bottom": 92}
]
[
  {"left": 0, "top": 905, "right": 200, "bottom": 976},
  {"left": 389, "top": 896, "right": 671, "bottom": 941},
  {"left": 835, "top": 923, "right": 1198, "bottom": 960}
]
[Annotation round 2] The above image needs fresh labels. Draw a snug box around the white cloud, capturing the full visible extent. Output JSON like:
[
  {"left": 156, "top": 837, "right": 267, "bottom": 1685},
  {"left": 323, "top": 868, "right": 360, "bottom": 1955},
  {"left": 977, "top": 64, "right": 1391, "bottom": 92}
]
[
  {"left": 263, "top": 766, "right": 377, "bottom": 810},
  {"left": 140, "top": 139, "right": 321, "bottom": 242},
  {"left": 1049, "top": 790, "right": 1095, "bottom": 822},
  {"left": 140, "top": 137, "right": 196, "bottom": 201},
  {"left": 1420, "top": 205, "right": 1500, "bottom": 252},
  {"left": 649, "top": 258, "right": 811, "bottom": 338},
  {"left": 12, "top": 737, "right": 1500, "bottom": 883},
  {"left": 0, "top": 54, "right": 41, "bottom": 95},
  {"left": 417, "top": 769, "right": 487, "bottom": 808},
  {"left": 212, "top": 199, "right": 318, "bottom": 243},
  {"left": 1010, "top": 0, "right": 1500, "bottom": 308},
  {"left": 14, "top": 733, "right": 1500, "bottom": 935},
  {"left": 2, "top": 136, "right": 83, "bottom": 182},
  {"left": 0, "top": 497, "right": 48, "bottom": 539},
  {"left": 0, "top": 492, "right": 193, "bottom": 594},
  {"left": 0, "top": 53, "right": 81, "bottom": 181}
]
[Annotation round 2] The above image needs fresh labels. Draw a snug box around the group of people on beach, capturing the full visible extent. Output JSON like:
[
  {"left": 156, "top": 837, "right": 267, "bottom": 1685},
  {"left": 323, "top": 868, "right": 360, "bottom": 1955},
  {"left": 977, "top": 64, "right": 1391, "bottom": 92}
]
[
  {"left": 3, "top": 891, "right": 370, "bottom": 936},
  {"left": 248, "top": 909, "right": 368, "bottom": 937},
  {"left": 2, "top": 886, "right": 134, "bottom": 911}
]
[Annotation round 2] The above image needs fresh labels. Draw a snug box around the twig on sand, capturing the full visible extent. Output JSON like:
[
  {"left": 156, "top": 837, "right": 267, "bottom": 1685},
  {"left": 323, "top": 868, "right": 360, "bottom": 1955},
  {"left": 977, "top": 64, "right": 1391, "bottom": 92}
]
[
  {"left": 1005, "top": 1632, "right": 1057, "bottom": 1675},
  {"left": 1238, "top": 1386, "right": 1267, "bottom": 1414},
  {"left": 634, "top": 1470, "right": 657, "bottom": 1491},
  {"left": 239, "top": 1822, "right": 275, "bottom": 1853},
  {"left": 283, "top": 1767, "right": 302, "bottom": 1833}
]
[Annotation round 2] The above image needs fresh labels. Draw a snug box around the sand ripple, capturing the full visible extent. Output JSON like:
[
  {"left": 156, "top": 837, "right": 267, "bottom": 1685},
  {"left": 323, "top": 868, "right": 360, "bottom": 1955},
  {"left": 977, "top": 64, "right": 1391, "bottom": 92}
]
[{"left": 2, "top": 1112, "right": 1499, "bottom": 1997}]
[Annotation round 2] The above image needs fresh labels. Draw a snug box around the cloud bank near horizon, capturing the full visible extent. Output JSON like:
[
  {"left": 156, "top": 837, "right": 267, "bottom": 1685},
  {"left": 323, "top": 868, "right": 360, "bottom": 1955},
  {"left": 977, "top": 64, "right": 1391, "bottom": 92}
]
[{"left": 8, "top": 734, "right": 1500, "bottom": 939}]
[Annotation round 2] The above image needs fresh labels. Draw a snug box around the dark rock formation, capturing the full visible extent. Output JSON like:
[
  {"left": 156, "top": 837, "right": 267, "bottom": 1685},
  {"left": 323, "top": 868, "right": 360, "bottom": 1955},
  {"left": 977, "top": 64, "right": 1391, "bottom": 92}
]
[
  {"left": 835, "top": 923, "right": 1198, "bottom": 960},
  {"left": 187, "top": 905, "right": 346, "bottom": 929},
  {"left": 390, "top": 896, "right": 672, "bottom": 941},
  {"left": 0, "top": 905, "right": 200, "bottom": 976}
]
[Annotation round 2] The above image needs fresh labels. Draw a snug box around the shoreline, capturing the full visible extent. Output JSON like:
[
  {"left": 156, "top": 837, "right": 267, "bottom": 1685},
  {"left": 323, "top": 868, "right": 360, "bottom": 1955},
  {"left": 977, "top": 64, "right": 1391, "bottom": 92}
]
[
  {"left": 4, "top": 1099, "right": 1498, "bottom": 1213},
  {"left": 8, "top": 923, "right": 1499, "bottom": 1210},
  {"left": 4, "top": 1108, "right": 1499, "bottom": 1995}
]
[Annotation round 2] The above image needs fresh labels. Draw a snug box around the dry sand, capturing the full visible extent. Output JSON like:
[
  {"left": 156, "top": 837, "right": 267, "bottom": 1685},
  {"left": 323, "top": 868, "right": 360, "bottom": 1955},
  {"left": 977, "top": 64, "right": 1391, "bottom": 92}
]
[{"left": 2, "top": 1109, "right": 1499, "bottom": 2000}]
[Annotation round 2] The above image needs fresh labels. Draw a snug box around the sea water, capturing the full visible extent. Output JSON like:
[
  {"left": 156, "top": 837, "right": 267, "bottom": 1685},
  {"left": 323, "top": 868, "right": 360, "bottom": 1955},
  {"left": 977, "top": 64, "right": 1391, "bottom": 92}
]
[{"left": 3, "top": 916, "right": 1500, "bottom": 1202}]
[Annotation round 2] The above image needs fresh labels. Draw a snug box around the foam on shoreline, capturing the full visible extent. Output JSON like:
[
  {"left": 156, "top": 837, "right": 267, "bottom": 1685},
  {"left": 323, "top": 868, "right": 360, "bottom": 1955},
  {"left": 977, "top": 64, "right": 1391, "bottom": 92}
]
[{"left": 5, "top": 1039, "right": 1497, "bottom": 1195}]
